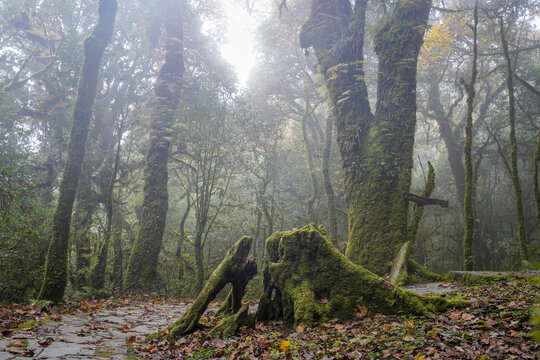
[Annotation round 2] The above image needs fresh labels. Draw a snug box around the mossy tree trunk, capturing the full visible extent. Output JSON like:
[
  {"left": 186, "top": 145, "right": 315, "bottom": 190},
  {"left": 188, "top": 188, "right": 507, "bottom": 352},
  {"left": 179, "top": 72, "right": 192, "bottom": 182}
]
[
  {"left": 461, "top": 0, "right": 478, "bottom": 271},
  {"left": 167, "top": 236, "right": 257, "bottom": 340},
  {"left": 257, "top": 225, "right": 464, "bottom": 327},
  {"left": 499, "top": 17, "right": 529, "bottom": 264},
  {"left": 300, "top": 0, "right": 431, "bottom": 275},
  {"left": 71, "top": 165, "right": 96, "bottom": 289},
  {"left": 38, "top": 0, "right": 117, "bottom": 303},
  {"left": 124, "top": 0, "right": 185, "bottom": 290},
  {"left": 513, "top": 73, "right": 540, "bottom": 249}
]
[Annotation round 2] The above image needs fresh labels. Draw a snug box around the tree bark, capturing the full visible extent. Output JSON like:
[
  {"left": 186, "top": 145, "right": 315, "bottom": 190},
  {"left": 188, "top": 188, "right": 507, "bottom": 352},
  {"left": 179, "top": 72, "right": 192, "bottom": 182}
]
[
  {"left": 300, "top": 0, "right": 431, "bottom": 275},
  {"left": 125, "top": 0, "right": 185, "bottom": 289},
  {"left": 38, "top": 0, "right": 117, "bottom": 302}
]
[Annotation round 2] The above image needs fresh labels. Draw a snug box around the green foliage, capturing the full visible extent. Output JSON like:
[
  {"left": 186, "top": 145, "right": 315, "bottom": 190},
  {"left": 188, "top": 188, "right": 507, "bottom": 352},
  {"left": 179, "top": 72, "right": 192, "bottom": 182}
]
[{"left": 0, "top": 141, "right": 52, "bottom": 303}]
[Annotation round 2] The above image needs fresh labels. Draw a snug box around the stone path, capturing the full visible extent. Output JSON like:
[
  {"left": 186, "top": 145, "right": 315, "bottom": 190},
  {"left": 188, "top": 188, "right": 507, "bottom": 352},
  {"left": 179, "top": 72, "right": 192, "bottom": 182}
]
[
  {"left": 0, "top": 303, "right": 191, "bottom": 359},
  {"left": 403, "top": 282, "right": 456, "bottom": 295}
]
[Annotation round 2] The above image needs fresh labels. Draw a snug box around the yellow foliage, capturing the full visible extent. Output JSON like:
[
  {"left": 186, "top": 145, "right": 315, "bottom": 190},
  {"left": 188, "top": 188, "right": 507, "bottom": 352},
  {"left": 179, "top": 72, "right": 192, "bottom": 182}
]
[{"left": 419, "top": 16, "right": 458, "bottom": 68}]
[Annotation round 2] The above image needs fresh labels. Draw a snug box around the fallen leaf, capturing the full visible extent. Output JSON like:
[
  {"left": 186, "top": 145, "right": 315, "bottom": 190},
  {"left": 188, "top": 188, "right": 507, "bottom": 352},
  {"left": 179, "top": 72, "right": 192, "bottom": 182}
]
[
  {"left": 355, "top": 304, "right": 368, "bottom": 318},
  {"left": 279, "top": 340, "right": 291, "bottom": 351},
  {"left": 403, "top": 334, "right": 415, "bottom": 341},
  {"left": 38, "top": 337, "right": 53, "bottom": 346}
]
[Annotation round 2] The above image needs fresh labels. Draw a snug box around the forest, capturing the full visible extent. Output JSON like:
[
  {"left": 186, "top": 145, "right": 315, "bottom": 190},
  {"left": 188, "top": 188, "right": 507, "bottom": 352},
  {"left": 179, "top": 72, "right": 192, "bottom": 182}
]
[{"left": 1, "top": 0, "right": 540, "bottom": 358}]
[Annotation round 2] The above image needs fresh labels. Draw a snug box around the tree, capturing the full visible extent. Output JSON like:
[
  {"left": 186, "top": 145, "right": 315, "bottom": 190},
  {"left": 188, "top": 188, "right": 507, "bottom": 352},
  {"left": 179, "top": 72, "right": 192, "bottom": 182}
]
[
  {"left": 124, "top": 0, "right": 185, "bottom": 290},
  {"left": 300, "top": 0, "right": 431, "bottom": 275},
  {"left": 461, "top": 0, "right": 479, "bottom": 271},
  {"left": 38, "top": 0, "right": 117, "bottom": 302}
]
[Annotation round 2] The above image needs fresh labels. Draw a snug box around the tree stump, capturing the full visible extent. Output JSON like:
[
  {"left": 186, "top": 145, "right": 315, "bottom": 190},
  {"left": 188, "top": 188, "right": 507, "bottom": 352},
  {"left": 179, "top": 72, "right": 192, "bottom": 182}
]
[{"left": 257, "top": 225, "right": 465, "bottom": 327}]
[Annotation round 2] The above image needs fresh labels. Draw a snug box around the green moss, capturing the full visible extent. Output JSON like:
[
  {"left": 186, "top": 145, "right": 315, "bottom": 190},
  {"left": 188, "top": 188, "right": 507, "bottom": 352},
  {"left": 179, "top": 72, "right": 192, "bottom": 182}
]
[
  {"left": 257, "top": 225, "right": 463, "bottom": 327},
  {"left": 146, "top": 332, "right": 160, "bottom": 341},
  {"left": 448, "top": 271, "right": 528, "bottom": 286}
]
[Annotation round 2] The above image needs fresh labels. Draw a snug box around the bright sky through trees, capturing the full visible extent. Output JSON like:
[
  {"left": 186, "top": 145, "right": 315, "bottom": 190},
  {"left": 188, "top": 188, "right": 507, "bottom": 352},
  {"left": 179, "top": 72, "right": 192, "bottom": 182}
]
[{"left": 219, "top": 1, "right": 258, "bottom": 87}]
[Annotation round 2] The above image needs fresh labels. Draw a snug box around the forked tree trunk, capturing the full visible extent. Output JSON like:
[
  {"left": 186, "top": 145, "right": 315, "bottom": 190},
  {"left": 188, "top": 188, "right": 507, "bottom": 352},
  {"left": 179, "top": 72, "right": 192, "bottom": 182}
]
[
  {"left": 38, "top": 0, "right": 117, "bottom": 302},
  {"left": 300, "top": 0, "right": 431, "bottom": 275},
  {"left": 167, "top": 236, "right": 257, "bottom": 340},
  {"left": 256, "top": 225, "right": 465, "bottom": 327},
  {"left": 124, "top": 0, "right": 185, "bottom": 289}
]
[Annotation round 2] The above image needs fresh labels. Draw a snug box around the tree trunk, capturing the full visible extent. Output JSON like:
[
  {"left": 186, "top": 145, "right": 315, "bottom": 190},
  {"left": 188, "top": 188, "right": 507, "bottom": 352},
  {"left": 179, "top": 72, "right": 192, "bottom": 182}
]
[
  {"left": 38, "top": 0, "right": 117, "bottom": 302},
  {"left": 301, "top": 100, "right": 319, "bottom": 223},
  {"left": 427, "top": 78, "right": 466, "bottom": 206},
  {"left": 176, "top": 192, "right": 190, "bottom": 281},
  {"left": 499, "top": 17, "right": 529, "bottom": 264},
  {"left": 513, "top": 73, "right": 540, "bottom": 254},
  {"left": 300, "top": 0, "right": 431, "bottom": 275},
  {"left": 322, "top": 114, "right": 338, "bottom": 243},
  {"left": 256, "top": 225, "right": 464, "bottom": 327},
  {"left": 90, "top": 118, "right": 123, "bottom": 290},
  {"left": 461, "top": 0, "right": 478, "bottom": 271},
  {"left": 167, "top": 236, "right": 257, "bottom": 340},
  {"left": 194, "top": 225, "right": 205, "bottom": 294},
  {"left": 389, "top": 162, "right": 436, "bottom": 285},
  {"left": 71, "top": 164, "right": 95, "bottom": 289},
  {"left": 124, "top": 0, "right": 185, "bottom": 289}
]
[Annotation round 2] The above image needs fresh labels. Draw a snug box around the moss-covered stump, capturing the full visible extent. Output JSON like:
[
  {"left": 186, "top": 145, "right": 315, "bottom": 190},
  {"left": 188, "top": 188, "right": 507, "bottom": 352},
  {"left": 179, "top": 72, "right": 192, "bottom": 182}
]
[
  {"left": 207, "top": 306, "right": 255, "bottom": 339},
  {"left": 256, "top": 225, "right": 465, "bottom": 327},
  {"left": 167, "top": 236, "right": 257, "bottom": 340}
]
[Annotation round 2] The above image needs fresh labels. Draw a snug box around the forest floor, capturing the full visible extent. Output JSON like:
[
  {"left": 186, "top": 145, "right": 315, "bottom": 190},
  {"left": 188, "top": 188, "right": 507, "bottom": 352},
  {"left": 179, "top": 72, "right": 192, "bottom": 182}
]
[{"left": 0, "top": 274, "right": 539, "bottom": 359}]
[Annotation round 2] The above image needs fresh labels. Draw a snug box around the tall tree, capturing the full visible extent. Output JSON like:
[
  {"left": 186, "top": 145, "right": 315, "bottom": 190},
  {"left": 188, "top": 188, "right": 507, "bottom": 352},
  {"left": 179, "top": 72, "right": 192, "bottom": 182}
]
[
  {"left": 498, "top": 16, "right": 529, "bottom": 264},
  {"left": 38, "top": 0, "right": 117, "bottom": 302},
  {"left": 461, "top": 0, "right": 479, "bottom": 271},
  {"left": 300, "top": 0, "right": 431, "bottom": 275},
  {"left": 124, "top": 0, "right": 185, "bottom": 289}
]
